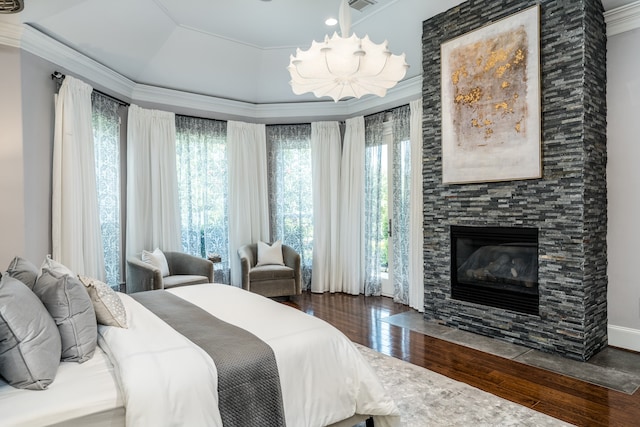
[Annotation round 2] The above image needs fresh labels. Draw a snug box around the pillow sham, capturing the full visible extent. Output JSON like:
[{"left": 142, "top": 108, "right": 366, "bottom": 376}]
[
  {"left": 142, "top": 248, "right": 170, "bottom": 277},
  {"left": 6, "top": 256, "right": 39, "bottom": 290},
  {"left": 40, "top": 254, "right": 74, "bottom": 277},
  {"left": 0, "top": 275, "right": 61, "bottom": 390},
  {"left": 78, "top": 275, "right": 128, "bottom": 328},
  {"left": 34, "top": 269, "right": 97, "bottom": 363},
  {"left": 256, "top": 240, "right": 285, "bottom": 267}
]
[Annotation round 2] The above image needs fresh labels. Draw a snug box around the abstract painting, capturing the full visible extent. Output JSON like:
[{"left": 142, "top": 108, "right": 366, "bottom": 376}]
[{"left": 441, "top": 6, "right": 541, "bottom": 184}]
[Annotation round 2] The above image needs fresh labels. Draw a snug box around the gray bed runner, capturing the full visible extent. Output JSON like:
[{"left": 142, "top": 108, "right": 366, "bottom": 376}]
[{"left": 132, "top": 290, "right": 286, "bottom": 427}]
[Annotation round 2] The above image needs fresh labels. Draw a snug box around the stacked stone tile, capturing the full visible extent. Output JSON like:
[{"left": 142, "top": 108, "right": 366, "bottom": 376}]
[{"left": 421, "top": 0, "right": 607, "bottom": 361}]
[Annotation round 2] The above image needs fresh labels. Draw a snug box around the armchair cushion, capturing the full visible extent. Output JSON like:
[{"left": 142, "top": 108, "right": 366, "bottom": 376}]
[{"left": 250, "top": 265, "right": 294, "bottom": 282}]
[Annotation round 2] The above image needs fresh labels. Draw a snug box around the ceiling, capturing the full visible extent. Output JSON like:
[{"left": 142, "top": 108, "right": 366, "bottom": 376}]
[{"left": 2, "top": 0, "right": 634, "bottom": 105}]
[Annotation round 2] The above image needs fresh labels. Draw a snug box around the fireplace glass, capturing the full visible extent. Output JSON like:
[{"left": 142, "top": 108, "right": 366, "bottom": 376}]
[{"left": 451, "top": 225, "right": 539, "bottom": 315}]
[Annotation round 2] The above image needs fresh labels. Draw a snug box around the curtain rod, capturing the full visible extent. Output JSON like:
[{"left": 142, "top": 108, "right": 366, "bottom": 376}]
[{"left": 52, "top": 71, "right": 129, "bottom": 107}]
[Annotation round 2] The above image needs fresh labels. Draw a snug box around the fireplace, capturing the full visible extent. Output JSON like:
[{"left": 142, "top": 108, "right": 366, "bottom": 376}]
[
  {"left": 451, "top": 226, "right": 539, "bottom": 315},
  {"left": 421, "top": 0, "right": 607, "bottom": 360}
]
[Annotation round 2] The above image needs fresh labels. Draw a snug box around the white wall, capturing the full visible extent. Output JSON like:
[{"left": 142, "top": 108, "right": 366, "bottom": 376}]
[
  {"left": 0, "top": 45, "right": 25, "bottom": 267},
  {"left": 606, "top": 27, "right": 640, "bottom": 351}
]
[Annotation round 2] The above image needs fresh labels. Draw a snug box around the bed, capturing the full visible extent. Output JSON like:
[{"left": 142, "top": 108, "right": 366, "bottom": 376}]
[{"left": 0, "top": 283, "right": 400, "bottom": 427}]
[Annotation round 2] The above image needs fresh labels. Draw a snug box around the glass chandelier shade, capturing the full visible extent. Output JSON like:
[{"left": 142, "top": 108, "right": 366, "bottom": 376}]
[{"left": 288, "top": 0, "right": 408, "bottom": 102}]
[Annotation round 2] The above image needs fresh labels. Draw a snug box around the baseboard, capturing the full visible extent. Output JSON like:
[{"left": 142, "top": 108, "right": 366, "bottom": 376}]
[{"left": 608, "top": 324, "right": 640, "bottom": 352}]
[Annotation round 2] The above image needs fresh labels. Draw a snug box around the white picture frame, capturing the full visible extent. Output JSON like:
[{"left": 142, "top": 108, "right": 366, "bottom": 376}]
[{"left": 441, "top": 5, "right": 541, "bottom": 184}]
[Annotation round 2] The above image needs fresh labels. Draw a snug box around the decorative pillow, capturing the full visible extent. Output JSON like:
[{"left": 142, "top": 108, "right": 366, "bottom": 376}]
[
  {"left": 78, "top": 275, "right": 128, "bottom": 328},
  {"left": 6, "top": 256, "right": 39, "bottom": 290},
  {"left": 142, "top": 248, "right": 170, "bottom": 277},
  {"left": 40, "top": 255, "right": 74, "bottom": 277},
  {"left": 0, "top": 275, "right": 62, "bottom": 390},
  {"left": 34, "top": 269, "right": 97, "bottom": 363},
  {"left": 256, "top": 240, "right": 285, "bottom": 267}
]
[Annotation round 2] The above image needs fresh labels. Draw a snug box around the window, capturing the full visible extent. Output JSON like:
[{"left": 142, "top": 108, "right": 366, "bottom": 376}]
[
  {"left": 91, "top": 92, "right": 122, "bottom": 289},
  {"left": 266, "top": 124, "right": 313, "bottom": 288},
  {"left": 175, "top": 116, "right": 230, "bottom": 283},
  {"left": 364, "top": 112, "right": 386, "bottom": 296}
]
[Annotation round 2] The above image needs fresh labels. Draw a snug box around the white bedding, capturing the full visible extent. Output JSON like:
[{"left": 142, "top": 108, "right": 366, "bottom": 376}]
[
  {"left": 99, "top": 284, "right": 400, "bottom": 427},
  {"left": 0, "top": 284, "right": 399, "bottom": 427},
  {"left": 0, "top": 346, "right": 124, "bottom": 427}
]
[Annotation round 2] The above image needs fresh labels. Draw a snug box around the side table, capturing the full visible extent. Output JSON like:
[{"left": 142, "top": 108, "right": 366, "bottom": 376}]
[
  {"left": 207, "top": 254, "right": 223, "bottom": 283},
  {"left": 207, "top": 253, "right": 222, "bottom": 264}
]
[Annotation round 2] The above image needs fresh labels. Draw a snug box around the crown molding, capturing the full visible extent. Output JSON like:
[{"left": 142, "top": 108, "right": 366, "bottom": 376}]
[
  {"left": 0, "top": 21, "right": 22, "bottom": 48},
  {"left": 132, "top": 76, "right": 421, "bottom": 123},
  {"left": 132, "top": 83, "right": 353, "bottom": 123},
  {"left": 605, "top": 1, "right": 640, "bottom": 36},
  {"left": 18, "top": 24, "right": 136, "bottom": 99},
  {"left": 0, "top": 21, "right": 421, "bottom": 121}
]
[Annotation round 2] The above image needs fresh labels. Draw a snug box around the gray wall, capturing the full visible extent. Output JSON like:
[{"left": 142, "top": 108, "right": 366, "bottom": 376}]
[
  {"left": 0, "top": 45, "right": 26, "bottom": 266},
  {"left": 607, "top": 27, "right": 640, "bottom": 343},
  {"left": 20, "top": 51, "right": 57, "bottom": 264},
  {"left": 0, "top": 48, "right": 59, "bottom": 269}
]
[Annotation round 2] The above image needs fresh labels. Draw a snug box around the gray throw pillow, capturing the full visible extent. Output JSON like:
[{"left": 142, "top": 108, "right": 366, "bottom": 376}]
[
  {"left": 0, "top": 275, "right": 61, "bottom": 390},
  {"left": 41, "top": 255, "right": 74, "bottom": 277},
  {"left": 6, "top": 256, "right": 39, "bottom": 290},
  {"left": 34, "top": 269, "right": 97, "bottom": 363}
]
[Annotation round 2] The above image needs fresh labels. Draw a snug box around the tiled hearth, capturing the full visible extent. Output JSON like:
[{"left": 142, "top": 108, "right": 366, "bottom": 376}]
[{"left": 421, "top": 0, "right": 607, "bottom": 361}]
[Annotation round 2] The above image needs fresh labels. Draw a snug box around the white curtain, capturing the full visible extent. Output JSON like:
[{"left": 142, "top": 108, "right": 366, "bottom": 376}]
[
  {"left": 409, "top": 99, "right": 425, "bottom": 312},
  {"left": 339, "top": 116, "right": 366, "bottom": 295},
  {"left": 52, "top": 75, "right": 105, "bottom": 279},
  {"left": 126, "top": 104, "right": 181, "bottom": 258},
  {"left": 228, "top": 121, "right": 269, "bottom": 286},
  {"left": 310, "top": 121, "right": 341, "bottom": 293}
]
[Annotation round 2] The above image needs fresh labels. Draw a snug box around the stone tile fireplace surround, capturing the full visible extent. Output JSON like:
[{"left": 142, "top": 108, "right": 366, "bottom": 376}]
[{"left": 421, "top": 0, "right": 607, "bottom": 361}]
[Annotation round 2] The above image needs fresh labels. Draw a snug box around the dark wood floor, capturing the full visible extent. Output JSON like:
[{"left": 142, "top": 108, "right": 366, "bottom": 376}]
[{"left": 286, "top": 291, "right": 640, "bottom": 427}]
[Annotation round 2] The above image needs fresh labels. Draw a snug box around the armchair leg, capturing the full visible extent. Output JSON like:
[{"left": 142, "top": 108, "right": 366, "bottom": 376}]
[{"left": 366, "top": 416, "right": 374, "bottom": 427}]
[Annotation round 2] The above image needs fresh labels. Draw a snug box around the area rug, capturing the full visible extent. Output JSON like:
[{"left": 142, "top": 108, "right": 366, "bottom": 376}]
[{"left": 356, "top": 344, "right": 572, "bottom": 426}]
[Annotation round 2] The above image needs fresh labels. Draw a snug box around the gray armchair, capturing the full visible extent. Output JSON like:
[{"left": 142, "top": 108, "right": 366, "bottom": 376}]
[
  {"left": 126, "top": 251, "right": 214, "bottom": 294},
  {"left": 238, "top": 243, "right": 301, "bottom": 298}
]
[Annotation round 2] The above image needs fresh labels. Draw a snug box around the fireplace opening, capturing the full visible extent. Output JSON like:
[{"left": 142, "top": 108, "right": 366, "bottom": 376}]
[{"left": 451, "top": 225, "right": 539, "bottom": 315}]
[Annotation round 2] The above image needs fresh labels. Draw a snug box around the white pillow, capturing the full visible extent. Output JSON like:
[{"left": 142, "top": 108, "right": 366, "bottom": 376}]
[
  {"left": 142, "top": 248, "right": 170, "bottom": 277},
  {"left": 256, "top": 241, "right": 284, "bottom": 267}
]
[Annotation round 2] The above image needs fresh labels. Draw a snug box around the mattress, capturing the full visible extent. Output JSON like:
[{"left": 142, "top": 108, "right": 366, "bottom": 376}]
[{"left": 0, "top": 346, "right": 124, "bottom": 427}]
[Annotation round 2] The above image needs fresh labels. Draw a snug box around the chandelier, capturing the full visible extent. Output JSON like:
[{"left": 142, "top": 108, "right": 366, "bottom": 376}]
[{"left": 287, "top": 0, "right": 408, "bottom": 102}]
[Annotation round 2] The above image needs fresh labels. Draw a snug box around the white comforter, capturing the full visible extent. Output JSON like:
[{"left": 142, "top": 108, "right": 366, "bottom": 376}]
[{"left": 98, "top": 284, "right": 400, "bottom": 427}]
